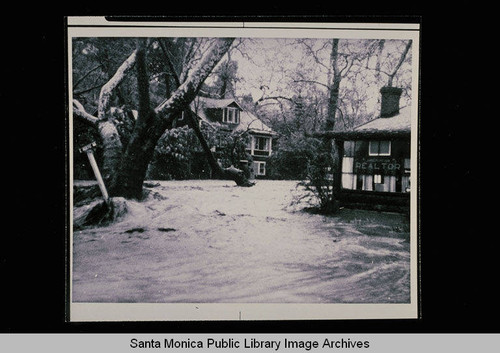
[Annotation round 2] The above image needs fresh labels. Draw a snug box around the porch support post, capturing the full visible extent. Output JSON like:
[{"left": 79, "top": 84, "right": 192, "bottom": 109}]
[{"left": 333, "top": 139, "right": 344, "bottom": 199}]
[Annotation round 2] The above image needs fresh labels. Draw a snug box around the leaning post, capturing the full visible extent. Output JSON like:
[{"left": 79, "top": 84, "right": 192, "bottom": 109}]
[{"left": 79, "top": 142, "right": 110, "bottom": 205}]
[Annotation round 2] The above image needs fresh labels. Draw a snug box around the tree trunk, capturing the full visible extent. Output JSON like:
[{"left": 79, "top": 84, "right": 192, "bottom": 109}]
[
  {"left": 109, "top": 38, "right": 235, "bottom": 199},
  {"left": 326, "top": 39, "right": 340, "bottom": 131},
  {"left": 185, "top": 110, "right": 254, "bottom": 187},
  {"left": 97, "top": 120, "right": 124, "bottom": 185},
  {"left": 158, "top": 39, "right": 253, "bottom": 187},
  {"left": 324, "top": 38, "right": 342, "bottom": 213},
  {"left": 108, "top": 40, "right": 156, "bottom": 198},
  {"left": 111, "top": 121, "right": 167, "bottom": 199}
]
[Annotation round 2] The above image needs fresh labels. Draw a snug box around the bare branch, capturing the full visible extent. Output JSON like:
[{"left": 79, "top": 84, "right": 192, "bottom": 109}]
[
  {"left": 297, "top": 38, "right": 331, "bottom": 72},
  {"left": 179, "top": 38, "right": 205, "bottom": 83},
  {"left": 73, "top": 99, "right": 99, "bottom": 125},
  {"left": 365, "top": 66, "right": 392, "bottom": 77},
  {"left": 388, "top": 40, "right": 412, "bottom": 87},
  {"left": 157, "top": 38, "right": 181, "bottom": 87},
  {"left": 375, "top": 39, "right": 385, "bottom": 76},
  {"left": 73, "top": 63, "right": 104, "bottom": 89},
  {"left": 338, "top": 54, "right": 355, "bottom": 76},
  {"left": 74, "top": 82, "right": 106, "bottom": 96},
  {"left": 154, "top": 38, "right": 234, "bottom": 123},
  {"left": 257, "top": 95, "right": 295, "bottom": 104},
  {"left": 293, "top": 79, "right": 330, "bottom": 89},
  {"left": 98, "top": 49, "right": 138, "bottom": 120},
  {"left": 230, "top": 38, "right": 257, "bottom": 64}
]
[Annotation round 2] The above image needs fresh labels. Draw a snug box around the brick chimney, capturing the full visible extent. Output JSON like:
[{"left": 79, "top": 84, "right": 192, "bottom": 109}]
[{"left": 380, "top": 86, "right": 403, "bottom": 118}]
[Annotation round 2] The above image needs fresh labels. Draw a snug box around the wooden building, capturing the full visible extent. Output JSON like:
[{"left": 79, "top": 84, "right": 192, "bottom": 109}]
[
  {"left": 329, "top": 87, "right": 412, "bottom": 212},
  {"left": 190, "top": 96, "right": 276, "bottom": 178}
]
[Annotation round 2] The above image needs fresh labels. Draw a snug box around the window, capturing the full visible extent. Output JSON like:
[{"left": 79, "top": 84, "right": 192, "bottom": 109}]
[
  {"left": 249, "top": 136, "right": 272, "bottom": 156},
  {"left": 253, "top": 161, "right": 266, "bottom": 176},
  {"left": 373, "top": 174, "right": 387, "bottom": 192},
  {"left": 374, "top": 174, "right": 384, "bottom": 184},
  {"left": 259, "top": 163, "right": 266, "bottom": 175},
  {"left": 222, "top": 107, "right": 240, "bottom": 124},
  {"left": 369, "top": 140, "right": 391, "bottom": 156},
  {"left": 255, "top": 137, "right": 270, "bottom": 151}
]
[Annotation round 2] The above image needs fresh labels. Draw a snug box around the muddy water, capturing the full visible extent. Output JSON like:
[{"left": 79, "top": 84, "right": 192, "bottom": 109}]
[{"left": 72, "top": 180, "right": 410, "bottom": 303}]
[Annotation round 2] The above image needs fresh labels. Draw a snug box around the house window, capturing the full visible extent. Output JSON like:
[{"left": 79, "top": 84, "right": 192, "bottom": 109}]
[
  {"left": 255, "top": 137, "right": 270, "bottom": 151},
  {"left": 369, "top": 140, "right": 391, "bottom": 156},
  {"left": 259, "top": 163, "right": 266, "bottom": 175},
  {"left": 222, "top": 107, "right": 240, "bottom": 124},
  {"left": 374, "top": 174, "right": 384, "bottom": 184},
  {"left": 253, "top": 161, "right": 266, "bottom": 176}
]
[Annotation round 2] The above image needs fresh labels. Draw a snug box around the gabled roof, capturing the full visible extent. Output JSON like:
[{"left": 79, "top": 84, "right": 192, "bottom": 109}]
[
  {"left": 190, "top": 96, "right": 275, "bottom": 135},
  {"left": 237, "top": 111, "right": 275, "bottom": 135},
  {"left": 193, "top": 96, "right": 243, "bottom": 110}
]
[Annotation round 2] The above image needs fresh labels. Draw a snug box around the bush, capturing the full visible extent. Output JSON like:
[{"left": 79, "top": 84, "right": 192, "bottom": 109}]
[
  {"left": 266, "top": 135, "right": 321, "bottom": 180},
  {"left": 304, "top": 146, "right": 337, "bottom": 213},
  {"left": 146, "top": 125, "right": 252, "bottom": 180},
  {"left": 146, "top": 126, "right": 200, "bottom": 180}
]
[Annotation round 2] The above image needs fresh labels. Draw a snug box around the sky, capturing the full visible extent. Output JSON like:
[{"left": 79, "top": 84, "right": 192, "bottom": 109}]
[{"left": 219, "top": 37, "right": 413, "bottom": 119}]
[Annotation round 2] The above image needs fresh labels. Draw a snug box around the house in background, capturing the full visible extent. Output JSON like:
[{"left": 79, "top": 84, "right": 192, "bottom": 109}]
[
  {"left": 189, "top": 96, "right": 276, "bottom": 178},
  {"left": 328, "top": 86, "right": 412, "bottom": 212}
]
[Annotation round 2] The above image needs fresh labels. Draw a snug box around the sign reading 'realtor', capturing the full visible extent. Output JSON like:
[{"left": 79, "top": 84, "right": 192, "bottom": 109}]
[{"left": 353, "top": 157, "right": 402, "bottom": 176}]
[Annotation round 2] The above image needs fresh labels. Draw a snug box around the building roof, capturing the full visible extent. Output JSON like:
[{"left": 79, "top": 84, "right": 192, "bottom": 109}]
[
  {"left": 237, "top": 111, "right": 275, "bottom": 135},
  {"left": 190, "top": 96, "right": 275, "bottom": 135},
  {"left": 193, "top": 96, "right": 243, "bottom": 110},
  {"left": 354, "top": 106, "right": 411, "bottom": 134},
  {"left": 315, "top": 106, "right": 412, "bottom": 140}
]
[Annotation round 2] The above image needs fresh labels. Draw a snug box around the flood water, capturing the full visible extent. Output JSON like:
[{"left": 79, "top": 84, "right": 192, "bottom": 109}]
[{"left": 72, "top": 180, "right": 411, "bottom": 303}]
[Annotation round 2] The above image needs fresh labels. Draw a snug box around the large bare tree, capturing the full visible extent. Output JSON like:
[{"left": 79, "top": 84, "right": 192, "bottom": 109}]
[{"left": 73, "top": 37, "right": 253, "bottom": 201}]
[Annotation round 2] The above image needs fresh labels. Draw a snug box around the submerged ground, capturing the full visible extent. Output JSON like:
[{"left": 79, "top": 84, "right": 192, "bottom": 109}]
[{"left": 72, "top": 180, "right": 410, "bottom": 303}]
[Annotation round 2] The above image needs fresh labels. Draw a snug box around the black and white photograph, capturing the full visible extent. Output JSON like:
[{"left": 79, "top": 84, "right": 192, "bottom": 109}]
[{"left": 67, "top": 18, "right": 420, "bottom": 321}]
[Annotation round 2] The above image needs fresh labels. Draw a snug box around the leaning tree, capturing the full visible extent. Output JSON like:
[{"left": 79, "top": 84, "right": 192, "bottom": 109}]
[{"left": 72, "top": 37, "right": 253, "bottom": 202}]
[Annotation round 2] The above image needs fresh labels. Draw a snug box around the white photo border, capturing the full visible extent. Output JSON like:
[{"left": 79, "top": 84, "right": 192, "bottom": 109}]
[{"left": 67, "top": 16, "right": 420, "bottom": 322}]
